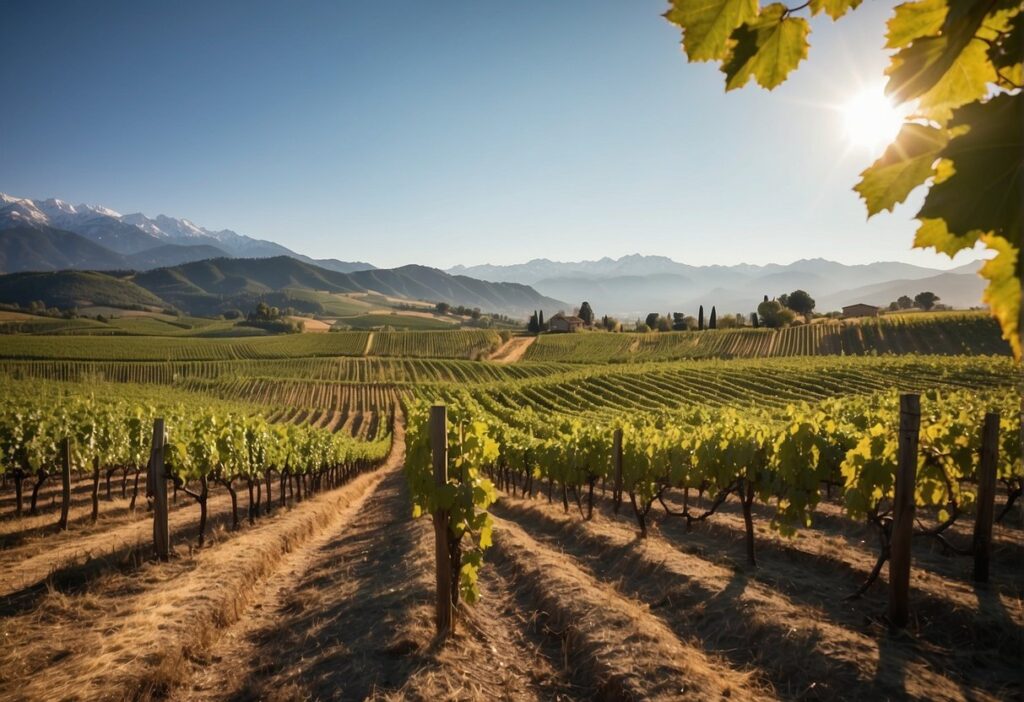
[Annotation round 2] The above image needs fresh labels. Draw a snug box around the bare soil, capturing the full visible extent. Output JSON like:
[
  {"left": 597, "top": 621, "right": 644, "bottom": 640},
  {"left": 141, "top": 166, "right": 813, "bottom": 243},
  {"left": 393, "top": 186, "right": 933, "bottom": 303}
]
[{"left": 489, "top": 336, "right": 537, "bottom": 364}]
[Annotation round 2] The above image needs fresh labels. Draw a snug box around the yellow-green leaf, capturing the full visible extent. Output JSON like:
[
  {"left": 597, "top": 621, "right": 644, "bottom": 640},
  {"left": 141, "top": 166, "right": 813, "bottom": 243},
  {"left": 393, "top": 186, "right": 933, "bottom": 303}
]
[
  {"left": 885, "top": 0, "right": 947, "bottom": 49},
  {"left": 913, "top": 218, "right": 981, "bottom": 257},
  {"left": 978, "top": 233, "right": 1021, "bottom": 359},
  {"left": 664, "top": 0, "right": 759, "bottom": 62},
  {"left": 722, "top": 4, "right": 810, "bottom": 91},
  {"left": 854, "top": 123, "right": 948, "bottom": 216},
  {"left": 809, "top": 0, "right": 862, "bottom": 20},
  {"left": 918, "top": 93, "right": 1023, "bottom": 243}
]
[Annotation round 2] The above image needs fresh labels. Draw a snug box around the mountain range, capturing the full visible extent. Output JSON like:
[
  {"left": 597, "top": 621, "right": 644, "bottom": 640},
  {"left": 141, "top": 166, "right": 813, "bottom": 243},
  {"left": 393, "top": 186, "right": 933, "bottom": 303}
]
[
  {"left": 449, "top": 255, "right": 987, "bottom": 316},
  {"left": 0, "top": 193, "right": 375, "bottom": 274},
  {"left": 0, "top": 256, "right": 566, "bottom": 318},
  {"left": 0, "top": 191, "right": 990, "bottom": 318}
]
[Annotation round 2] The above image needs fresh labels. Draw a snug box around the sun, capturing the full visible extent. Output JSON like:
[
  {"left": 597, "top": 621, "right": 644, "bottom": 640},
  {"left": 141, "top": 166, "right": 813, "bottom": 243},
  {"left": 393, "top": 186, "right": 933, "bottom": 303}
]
[{"left": 840, "top": 84, "right": 906, "bottom": 153}]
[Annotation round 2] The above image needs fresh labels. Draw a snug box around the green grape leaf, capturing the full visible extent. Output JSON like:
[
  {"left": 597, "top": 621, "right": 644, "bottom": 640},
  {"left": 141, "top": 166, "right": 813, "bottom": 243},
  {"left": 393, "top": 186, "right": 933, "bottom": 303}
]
[
  {"left": 664, "top": 0, "right": 759, "bottom": 62},
  {"left": 989, "top": 10, "right": 1023, "bottom": 70},
  {"left": 913, "top": 217, "right": 981, "bottom": 257},
  {"left": 722, "top": 4, "right": 810, "bottom": 90},
  {"left": 809, "top": 0, "right": 862, "bottom": 21},
  {"left": 978, "top": 233, "right": 1021, "bottom": 359},
  {"left": 884, "top": 2, "right": 989, "bottom": 108},
  {"left": 855, "top": 123, "right": 948, "bottom": 216},
  {"left": 918, "top": 93, "right": 1023, "bottom": 243},
  {"left": 886, "top": 0, "right": 947, "bottom": 49}
]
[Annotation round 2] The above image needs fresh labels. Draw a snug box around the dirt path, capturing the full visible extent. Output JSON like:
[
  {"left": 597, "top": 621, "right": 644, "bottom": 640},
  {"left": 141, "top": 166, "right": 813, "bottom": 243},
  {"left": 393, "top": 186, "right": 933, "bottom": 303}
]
[
  {"left": 176, "top": 466, "right": 396, "bottom": 700},
  {"left": 364, "top": 330, "right": 375, "bottom": 356},
  {"left": 178, "top": 439, "right": 574, "bottom": 701},
  {"left": 489, "top": 335, "right": 536, "bottom": 363}
]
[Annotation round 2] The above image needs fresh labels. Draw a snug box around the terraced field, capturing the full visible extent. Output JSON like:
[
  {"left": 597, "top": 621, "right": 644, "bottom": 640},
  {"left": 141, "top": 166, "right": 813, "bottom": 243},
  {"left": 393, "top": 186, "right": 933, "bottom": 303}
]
[{"left": 524, "top": 313, "right": 1010, "bottom": 362}]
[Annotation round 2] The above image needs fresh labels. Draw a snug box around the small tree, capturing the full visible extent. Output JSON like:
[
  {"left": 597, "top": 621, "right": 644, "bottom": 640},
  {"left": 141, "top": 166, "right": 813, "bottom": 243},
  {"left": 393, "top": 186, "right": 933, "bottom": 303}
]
[
  {"left": 897, "top": 295, "right": 914, "bottom": 310},
  {"left": 757, "top": 300, "right": 795, "bottom": 328},
  {"left": 698, "top": 305, "right": 705, "bottom": 331},
  {"left": 436, "top": 302, "right": 451, "bottom": 315},
  {"left": 656, "top": 316, "right": 672, "bottom": 332},
  {"left": 538, "top": 310, "right": 546, "bottom": 332},
  {"left": 671, "top": 312, "right": 688, "bottom": 331},
  {"left": 914, "top": 291, "right": 939, "bottom": 311},
  {"left": 751, "top": 312, "right": 759, "bottom": 328},
  {"left": 527, "top": 311, "right": 539, "bottom": 333},
  {"left": 579, "top": 301, "right": 595, "bottom": 326},
  {"left": 645, "top": 312, "right": 660, "bottom": 330},
  {"left": 784, "top": 290, "right": 816, "bottom": 317},
  {"left": 709, "top": 306, "right": 717, "bottom": 329}
]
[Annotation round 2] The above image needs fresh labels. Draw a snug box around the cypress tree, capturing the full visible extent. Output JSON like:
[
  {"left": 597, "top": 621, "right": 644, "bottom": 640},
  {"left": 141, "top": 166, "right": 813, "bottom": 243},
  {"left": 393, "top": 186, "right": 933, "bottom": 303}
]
[
  {"left": 528, "top": 310, "right": 539, "bottom": 333},
  {"left": 539, "top": 310, "right": 546, "bottom": 332},
  {"left": 698, "top": 305, "right": 704, "bottom": 331},
  {"left": 751, "top": 312, "right": 759, "bottom": 328},
  {"left": 709, "top": 306, "right": 717, "bottom": 329}
]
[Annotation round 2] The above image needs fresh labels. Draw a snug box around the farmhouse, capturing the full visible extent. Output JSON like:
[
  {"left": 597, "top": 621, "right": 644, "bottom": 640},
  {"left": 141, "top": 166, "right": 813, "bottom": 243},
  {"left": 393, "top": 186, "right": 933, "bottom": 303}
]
[
  {"left": 548, "top": 312, "right": 585, "bottom": 333},
  {"left": 842, "top": 303, "right": 880, "bottom": 319}
]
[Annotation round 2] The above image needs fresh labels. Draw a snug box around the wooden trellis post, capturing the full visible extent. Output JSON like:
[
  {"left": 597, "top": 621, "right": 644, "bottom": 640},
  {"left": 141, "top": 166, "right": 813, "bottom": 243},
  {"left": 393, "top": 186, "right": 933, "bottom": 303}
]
[
  {"left": 149, "top": 418, "right": 170, "bottom": 561},
  {"left": 889, "top": 393, "right": 919, "bottom": 629},
  {"left": 973, "top": 412, "right": 999, "bottom": 583},
  {"left": 612, "top": 428, "right": 623, "bottom": 514},
  {"left": 430, "top": 405, "right": 452, "bottom": 638},
  {"left": 58, "top": 438, "right": 71, "bottom": 530}
]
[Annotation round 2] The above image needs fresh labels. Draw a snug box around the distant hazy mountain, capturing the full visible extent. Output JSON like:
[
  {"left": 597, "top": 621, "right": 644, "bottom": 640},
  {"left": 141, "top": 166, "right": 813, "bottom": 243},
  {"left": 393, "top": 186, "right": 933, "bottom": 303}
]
[
  {"left": 817, "top": 272, "right": 987, "bottom": 311},
  {"left": 451, "top": 255, "right": 984, "bottom": 316},
  {"left": 0, "top": 192, "right": 376, "bottom": 273}
]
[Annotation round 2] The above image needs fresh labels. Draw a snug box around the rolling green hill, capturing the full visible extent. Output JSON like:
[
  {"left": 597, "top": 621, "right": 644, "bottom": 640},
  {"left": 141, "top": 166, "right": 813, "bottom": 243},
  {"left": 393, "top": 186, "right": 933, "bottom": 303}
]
[
  {"left": 130, "top": 256, "right": 564, "bottom": 317},
  {"left": 0, "top": 270, "right": 166, "bottom": 310},
  {"left": 0, "top": 255, "right": 565, "bottom": 321}
]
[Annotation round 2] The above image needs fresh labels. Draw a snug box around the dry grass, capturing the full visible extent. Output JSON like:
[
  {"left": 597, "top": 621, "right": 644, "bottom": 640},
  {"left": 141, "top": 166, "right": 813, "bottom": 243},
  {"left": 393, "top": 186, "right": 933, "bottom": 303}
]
[
  {"left": 489, "top": 513, "right": 766, "bottom": 701},
  {"left": 0, "top": 445, "right": 402, "bottom": 701},
  {"left": 495, "top": 487, "right": 1020, "bottom": 701}
]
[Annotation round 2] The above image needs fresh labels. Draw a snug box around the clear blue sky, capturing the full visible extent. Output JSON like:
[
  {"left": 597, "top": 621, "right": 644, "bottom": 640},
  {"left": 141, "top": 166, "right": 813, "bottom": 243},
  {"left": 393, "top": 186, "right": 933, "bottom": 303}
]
[{"left": 0, "top": 1, "right": 983, "bottom": 270}]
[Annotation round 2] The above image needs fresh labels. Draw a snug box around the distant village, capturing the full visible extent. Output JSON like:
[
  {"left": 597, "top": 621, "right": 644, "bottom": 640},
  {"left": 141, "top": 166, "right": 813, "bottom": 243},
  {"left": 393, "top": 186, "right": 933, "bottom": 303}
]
[{"left": 526, "top": 289, "right": 946, "bottom": 333}]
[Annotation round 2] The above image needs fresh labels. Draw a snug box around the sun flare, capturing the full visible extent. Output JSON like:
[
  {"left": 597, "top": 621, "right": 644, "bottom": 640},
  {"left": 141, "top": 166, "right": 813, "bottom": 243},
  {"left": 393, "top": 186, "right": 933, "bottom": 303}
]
[{"left": 840, "top": 84, "right": 905, "bottom": 153}]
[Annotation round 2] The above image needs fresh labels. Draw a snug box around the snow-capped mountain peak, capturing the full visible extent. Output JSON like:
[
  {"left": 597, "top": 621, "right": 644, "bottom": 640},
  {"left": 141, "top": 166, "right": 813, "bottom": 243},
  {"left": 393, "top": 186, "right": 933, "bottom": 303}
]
[{"left": 0, "top": 190, "right": 326, "bottom": 264}]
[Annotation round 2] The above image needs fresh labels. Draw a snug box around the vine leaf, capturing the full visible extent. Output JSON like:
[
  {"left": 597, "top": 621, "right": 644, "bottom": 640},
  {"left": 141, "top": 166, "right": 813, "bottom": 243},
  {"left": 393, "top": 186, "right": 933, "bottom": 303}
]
[
  {"left": 978, "top": 234, "right": 1021, "bottom": 359},
  {"left": 885, "top": 0, "right": 947, "bottom": 49},
  {"left": 809, "top": 0, "right": 863, "bottom": 21},
  {"left": 722, "top": 4, "right": 810, "bottom": 90},
  {"left": 855, "top": 124, "right": 948, "bottom": 216},
  {"left": 912, "top": 218, "right": 981, "bottom": 257},
  {"left": 664, "top": 0, "right": 759, "bottom": 62},
  {"left": 918, "top": 93, "right": 1023, "bottom": 244}
]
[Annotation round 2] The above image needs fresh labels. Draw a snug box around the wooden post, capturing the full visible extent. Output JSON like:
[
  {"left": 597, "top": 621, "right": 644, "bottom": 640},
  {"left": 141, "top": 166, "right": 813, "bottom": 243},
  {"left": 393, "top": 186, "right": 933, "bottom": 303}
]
[
  {"left": 430, "top": 405, "right": 452, "bottom": 638},
  {"left": 58, "top": 438, "right": 71, "bottom": 530},
  {"left": 150, "top": 418, "right": 170, "bottom": 561},
  {"left": 973, "top": 412, "right": 999, "bottom": 583},
  {"left": 889, "top": 393, "right": 920, "bottom": 629},
  {"left": 612, "top": 428, "right": 623, "bottom": 514}
]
